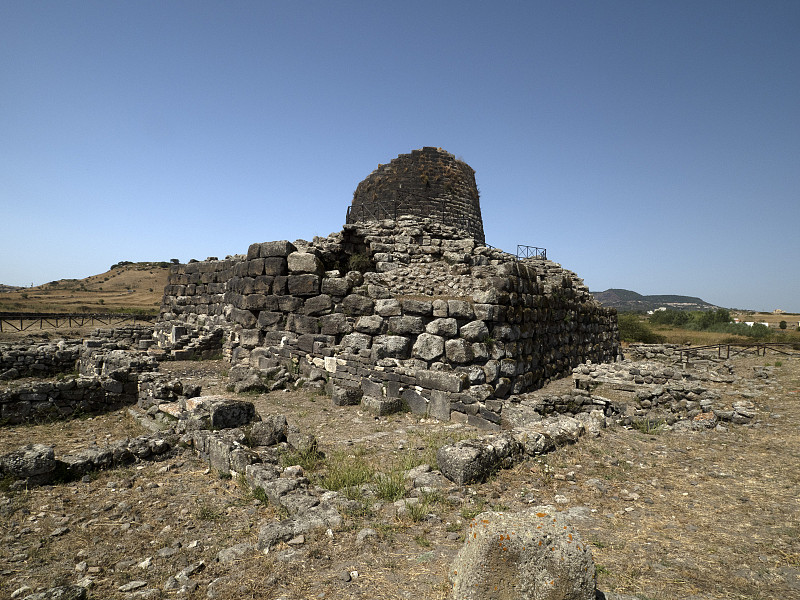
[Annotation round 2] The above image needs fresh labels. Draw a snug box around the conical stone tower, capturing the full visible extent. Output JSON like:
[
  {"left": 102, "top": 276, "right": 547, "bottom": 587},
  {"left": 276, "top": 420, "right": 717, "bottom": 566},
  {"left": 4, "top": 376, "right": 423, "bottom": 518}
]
[{"left": 348, "top": 147, "right": 485, "bottom": 243}]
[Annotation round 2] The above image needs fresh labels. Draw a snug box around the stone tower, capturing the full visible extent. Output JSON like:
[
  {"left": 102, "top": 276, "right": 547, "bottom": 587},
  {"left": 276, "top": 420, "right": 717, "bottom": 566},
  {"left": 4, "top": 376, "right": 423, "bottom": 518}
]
[{"left": 348, "top": 147, "right": 485, "bottom": 243}]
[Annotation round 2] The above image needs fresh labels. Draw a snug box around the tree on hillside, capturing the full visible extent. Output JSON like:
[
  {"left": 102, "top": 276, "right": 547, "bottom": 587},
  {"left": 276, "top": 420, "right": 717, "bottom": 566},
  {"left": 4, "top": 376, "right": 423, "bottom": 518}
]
[{"left": 779, "top": 320, "right": 787, "bottom": 329}]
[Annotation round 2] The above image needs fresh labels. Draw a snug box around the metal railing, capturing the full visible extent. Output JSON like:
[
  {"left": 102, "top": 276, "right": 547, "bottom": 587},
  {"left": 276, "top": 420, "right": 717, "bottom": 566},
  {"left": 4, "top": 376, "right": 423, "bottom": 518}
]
[
  {"left": 516, "top": 244, "right": 547, "bottom": 260},
  {"left": 678, "top": 342, "right": 800, "bottom": 362},
  {"left": 0, "top": 312, "right": 156, "bottom": 332}
]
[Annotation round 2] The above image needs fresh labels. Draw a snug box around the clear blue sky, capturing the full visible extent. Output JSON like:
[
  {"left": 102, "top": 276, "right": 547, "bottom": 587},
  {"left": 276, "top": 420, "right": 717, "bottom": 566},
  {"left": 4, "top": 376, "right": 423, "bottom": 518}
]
[{"left": 2, "top": 1, "right": 798, "bottom": 312}]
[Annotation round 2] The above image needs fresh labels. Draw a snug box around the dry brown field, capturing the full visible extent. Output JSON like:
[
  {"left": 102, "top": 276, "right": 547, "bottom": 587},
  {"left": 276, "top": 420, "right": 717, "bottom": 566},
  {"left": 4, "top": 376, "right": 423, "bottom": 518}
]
[{"left": 0, "top": 263, "right": 168, "bottom": 315}]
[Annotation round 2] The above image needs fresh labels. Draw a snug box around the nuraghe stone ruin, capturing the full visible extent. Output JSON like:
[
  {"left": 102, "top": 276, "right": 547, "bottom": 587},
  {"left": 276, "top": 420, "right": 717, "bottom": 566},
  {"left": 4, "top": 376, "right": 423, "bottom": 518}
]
[{"left": 154, "top": 147, "right": 619, "bottom": 430}]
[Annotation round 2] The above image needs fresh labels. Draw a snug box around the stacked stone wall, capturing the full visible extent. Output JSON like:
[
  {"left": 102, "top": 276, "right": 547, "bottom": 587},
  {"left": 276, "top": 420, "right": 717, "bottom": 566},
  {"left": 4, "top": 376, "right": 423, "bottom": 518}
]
[
  {"left": 350, "top": 147, "right": 485, "bottom": 243},
  {"left": 0, "top": 341, "right": 82, "bottom": 380},
  {"left": 0, "top": 373, "right": 139, "bottom": 424},
  {"left": 157, "top": 217, "right": 618, "bottom": 430},
  {"left": 87, "top": 325, "right": 155, "bottom": 347}
]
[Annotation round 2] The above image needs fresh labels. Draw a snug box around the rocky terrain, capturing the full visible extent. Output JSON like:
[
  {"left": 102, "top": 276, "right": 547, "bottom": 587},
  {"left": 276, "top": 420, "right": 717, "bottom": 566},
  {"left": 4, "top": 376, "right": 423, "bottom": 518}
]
[{"left": 1, "top": 350, "right": 799, "bottom": 600}]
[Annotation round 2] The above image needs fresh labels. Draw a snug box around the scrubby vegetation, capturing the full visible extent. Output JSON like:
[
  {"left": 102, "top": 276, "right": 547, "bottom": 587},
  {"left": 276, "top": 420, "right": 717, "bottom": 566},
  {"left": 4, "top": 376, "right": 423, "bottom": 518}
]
[
  {"left": 616, "top": 308, "right": 800, "bottom": 346},
  {"left": 617, "top": 313, "right": 665, "bottom": 344},
  {"left": 648, "top": 308, "right": 774, "bottom": 340}
]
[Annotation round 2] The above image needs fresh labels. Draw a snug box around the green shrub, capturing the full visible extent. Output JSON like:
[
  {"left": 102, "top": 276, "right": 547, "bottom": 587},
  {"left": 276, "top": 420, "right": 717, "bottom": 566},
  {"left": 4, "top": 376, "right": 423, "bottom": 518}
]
[
  {"left": 650, "top": 308, "right": 733, "bottom": 331},
  {"left": 405, "top": 499, "right": 430, "bottom": 522},
  {"left": 649, "top": 309, "right": 690, "bottom": 326},
  {"left": 347, "top": 252, "right": 373, "bottom": 273},
  {"left": 618, "top": 314, "right": 665, "bottom": 343}
]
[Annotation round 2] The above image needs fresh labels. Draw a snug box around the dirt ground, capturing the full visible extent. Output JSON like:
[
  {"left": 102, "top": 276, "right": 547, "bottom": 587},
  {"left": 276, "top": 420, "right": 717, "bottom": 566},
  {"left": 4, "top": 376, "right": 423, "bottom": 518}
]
[{"left": 1, "top": 353, "right": 799, "bottom": 600}]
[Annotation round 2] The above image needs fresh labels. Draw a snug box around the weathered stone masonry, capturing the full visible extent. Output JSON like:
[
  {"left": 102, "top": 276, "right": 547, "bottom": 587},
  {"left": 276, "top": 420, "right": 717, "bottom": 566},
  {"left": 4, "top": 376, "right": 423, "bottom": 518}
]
[
  {"left": 350, "top": 147, "right": 485, "bottom": 244},
  {"left": 155, "top": 149, "right": 619, "bottom": 430}
]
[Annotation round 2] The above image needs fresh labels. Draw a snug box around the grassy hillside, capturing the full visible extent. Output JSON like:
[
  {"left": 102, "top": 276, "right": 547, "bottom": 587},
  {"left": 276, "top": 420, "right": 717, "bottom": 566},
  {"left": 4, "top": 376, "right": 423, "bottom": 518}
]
[{"left": 0, "top": 262, "right": 170, "bottom": 315}]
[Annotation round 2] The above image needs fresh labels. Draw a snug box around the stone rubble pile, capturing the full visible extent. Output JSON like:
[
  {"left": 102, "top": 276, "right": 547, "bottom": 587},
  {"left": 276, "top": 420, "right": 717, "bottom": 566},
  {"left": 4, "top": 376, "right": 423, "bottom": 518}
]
[
  {"left": 572, "top": 346, "right": 760, "bottom": 428},
  {"left": 135, "top": 397, "right": 345, "bottom": 552},
  {"left": 0, "top": 435, "right": 174, "bottom": 489},
  {"left": 437, "top": 412, "right": 603, "bottom": 486}
]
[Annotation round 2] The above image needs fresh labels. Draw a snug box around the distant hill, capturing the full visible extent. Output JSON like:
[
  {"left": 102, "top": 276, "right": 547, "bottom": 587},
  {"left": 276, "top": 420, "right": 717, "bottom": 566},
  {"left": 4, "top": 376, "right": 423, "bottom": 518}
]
[
  {"left": 0, "top": 262, "right": 170, "bottom": 314},
  {"left": 592, "top": 288, "right": 718, "bottom": 312}
]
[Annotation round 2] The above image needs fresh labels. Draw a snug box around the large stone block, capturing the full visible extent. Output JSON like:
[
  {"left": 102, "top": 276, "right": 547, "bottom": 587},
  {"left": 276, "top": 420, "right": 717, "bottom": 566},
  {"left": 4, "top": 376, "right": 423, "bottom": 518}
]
[
  {"left": 459, "top": 320, "right": 490, "bottom": 342},
  {"left": 445, "top": 338, "right": 474, "bottom": 363},
  {"left": 330, "top": 383, "right": 363, "bottom": 406},
  {"left": 230, "top": 308, "right": 257, "bottom": 328},
  {"left": 429, "top": 390, "right": 451, "bottom": 421},
  {"left": 263, "top": 257, "right": 288, "bottom": 276},
  {"left": 247, "top": 258, "right": 265, "bottom": 276},
  {"left": 426, "top": 318, "right": 458, "bottom": 337},
  {"left": 288, "top": 252, "right": 324, "bottom": 275},
  {"left": 400, "top": 299, "right": 433, "bottom": 315},
  {"left": 354, "top": 315, "right": 384, "bottom": 335},
  {"left": 340, "top": 332, "right": 372, "bottom": 352},
  {"left": 277, "top": 295, "right": 304, "bottom": 313},
  {"left": 257, "top": 311, "right": 283, "bottom": 329},
  {"left": 375, "top": 298, "right": 402, "bottom": 316},
  {"left": 0, "top": 443, "right": 57, "bottom": 479},
  {"left": 402, "top": 388, "right": 428, "bottom": 416},
  {"left": 371, "top": 335, "right": 411, "bottom": 359},
  {"left": 287, "top": 275, "right": 320, "bottom": 297},
  {"left": 247, "top": 415, "right": 288, "bottom": 446},
  {"left": 388, "top": 315, "right": 425, "bottom": 335},
  {"left": 437, "top": 433, "right": 522, "bottom": 485},
  {"left": 342, "top": 294, "right": 375, "bottom": 316},
  {"left": 361, "top": 395, "right": 403, "bottom": 416},
  {"left": 412, "top": 333, "right": 445, "bottom": 361},
  {"left": 321, "top": 277, "right": 350, "bottom": 296},
  {"left": 239, "top": 329, "right": 262, "bottom": 349},
  {"left": 260, "top": 240, "right": 296, "bottom": 258},
  {"left": 451, "top": 508, "right": 596, "bottom": 600},
  {"left": 205, "top": 398, "right": 259, "bottom": 429},
  {"left": 287, "top": 314, "right": 319, "bottom": 335},
  {"left": 319, "top": 313, "right": 352, "bottom": 335},
  {"left": 448, "top": 299, "right": 475, "bottom": 320},
  {"left": 416, "top": 370, "right": 466, "bottom": 393},
  {"left": 303, "top": 294, "right": 333, "bottom": 316},
  {"left": 242, "top": 294, "right": 268, "bottom": 310}
]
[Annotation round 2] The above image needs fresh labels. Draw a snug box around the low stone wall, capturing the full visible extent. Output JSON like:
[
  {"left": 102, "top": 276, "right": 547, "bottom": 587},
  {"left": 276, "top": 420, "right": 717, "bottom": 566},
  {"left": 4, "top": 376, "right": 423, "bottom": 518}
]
[
  {"left": 0, "top": 435, "right": 174, "bottom": 488},
  {"left": 87, "top": 324, "right": 155, "bottom": 348},
  {"left": 0, "top": 373, "right": 139, "bottom": 424},
  {"left": 0, "top": 325, "right": 159, "bottom": 381},
  {"left": 78, "top": 346, "right": 159, "bottom": 378},
  {"left": 0, "top": 340, "right": 82, "bottom": 380},
  {"left": 572, "top": 356, "right": 755, "bottom": 427}
]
